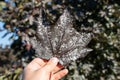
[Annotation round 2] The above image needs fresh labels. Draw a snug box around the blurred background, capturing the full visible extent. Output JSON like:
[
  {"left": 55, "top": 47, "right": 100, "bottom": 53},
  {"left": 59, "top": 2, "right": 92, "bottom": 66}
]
[{"left": 0, "top": 0, "right": 120, "bottom": 80}]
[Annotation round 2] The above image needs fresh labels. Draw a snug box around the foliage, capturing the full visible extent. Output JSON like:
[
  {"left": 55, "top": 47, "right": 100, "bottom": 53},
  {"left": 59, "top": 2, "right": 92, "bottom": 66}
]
[{"left": 0, "top": 0, "right": 120, "bottom": 80}]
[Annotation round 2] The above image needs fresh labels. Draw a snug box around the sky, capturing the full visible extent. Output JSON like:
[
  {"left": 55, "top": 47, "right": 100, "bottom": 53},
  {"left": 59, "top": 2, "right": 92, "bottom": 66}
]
[
  {"left": 4, "top": 0, "right": 16, "bottom": 7},
  {"left": 0, "top": 0, "right": 16, "bottom": 48},
  {"left": 0, "top": 21, "right": 14, "bottom": 48}
]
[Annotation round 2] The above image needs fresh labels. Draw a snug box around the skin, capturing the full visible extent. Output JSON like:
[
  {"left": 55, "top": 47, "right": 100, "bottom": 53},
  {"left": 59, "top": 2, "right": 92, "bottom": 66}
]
[{"left": 24, "top": 57, "right": 68, "bottom": 80}]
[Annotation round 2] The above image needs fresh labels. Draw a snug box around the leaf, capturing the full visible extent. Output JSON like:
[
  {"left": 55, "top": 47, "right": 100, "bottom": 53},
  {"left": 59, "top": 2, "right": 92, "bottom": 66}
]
[{"left": 24, "top": 8, "right": 93, "bottom": 66}]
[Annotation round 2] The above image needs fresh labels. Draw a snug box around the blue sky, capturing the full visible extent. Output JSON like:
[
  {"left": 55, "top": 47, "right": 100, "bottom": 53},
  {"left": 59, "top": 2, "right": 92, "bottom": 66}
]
[
  {"left": 0, "top": 21, "right": 14, "bottom": 48},
  {"left": 0, "top": 0, "right": 16, "bottom": 48},
  {"left": 5, "top": 0, "right": 16, "bottom": 7}
]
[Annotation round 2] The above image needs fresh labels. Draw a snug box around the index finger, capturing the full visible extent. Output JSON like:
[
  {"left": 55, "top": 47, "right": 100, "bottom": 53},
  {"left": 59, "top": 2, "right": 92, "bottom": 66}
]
[
  {"left": 25, "top": 58, "right": 64, "bottom": 73},
  {"left": 43, "top": 59, "right": 64, "bottom": 73},
  {"left": 25, "top": 58, "right": 46, "bottom": 72}
]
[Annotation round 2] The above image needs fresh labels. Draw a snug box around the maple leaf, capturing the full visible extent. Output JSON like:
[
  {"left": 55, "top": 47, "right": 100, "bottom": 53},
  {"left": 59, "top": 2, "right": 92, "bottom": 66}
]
[{"left": 23, "top": 8, "right": 93, "bottom": 66}]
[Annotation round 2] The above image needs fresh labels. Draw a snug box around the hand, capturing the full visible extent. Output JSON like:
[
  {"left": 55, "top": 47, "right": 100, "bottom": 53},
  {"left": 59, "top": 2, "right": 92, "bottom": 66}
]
[{"left": 24, "top": 57, "right": 68, "bottom": 80}]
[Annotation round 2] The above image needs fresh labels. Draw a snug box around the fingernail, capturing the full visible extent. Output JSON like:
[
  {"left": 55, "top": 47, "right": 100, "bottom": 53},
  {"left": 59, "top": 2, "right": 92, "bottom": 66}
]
[{"left": 51, "top": 57, "right": 59, "bottom": 63}]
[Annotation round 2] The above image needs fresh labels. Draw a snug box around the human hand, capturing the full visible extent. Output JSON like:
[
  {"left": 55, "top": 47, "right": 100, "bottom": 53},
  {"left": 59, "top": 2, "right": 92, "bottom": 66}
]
[{"left": 24, "top": 57, "right": 68, "bottom": 80}]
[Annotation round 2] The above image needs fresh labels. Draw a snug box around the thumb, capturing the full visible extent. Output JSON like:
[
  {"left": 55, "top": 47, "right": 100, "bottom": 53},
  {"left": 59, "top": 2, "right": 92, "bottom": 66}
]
[{"left": 42, "top": 57, "right": 59, "bottom": 72}]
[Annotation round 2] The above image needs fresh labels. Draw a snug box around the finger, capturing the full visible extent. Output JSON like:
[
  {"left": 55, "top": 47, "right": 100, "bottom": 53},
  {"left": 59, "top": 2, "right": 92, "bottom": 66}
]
[
  {"left": 42, "top": 59, "right": 64, "bottom": 73},
  {"left": 42, "top": 57, "right": 59, "bottom": 72},
  {"left": 24, "top": 58, "right": 47, "bottom": 80},
  {"left": 25, "top": 58, "right": 46, "bottom": 72},
  {"left": 53, "top": 64, "right": 64, "bottom": 73},
  {"left": 53, "top": 69, "right": 68, "bottom": 80}
]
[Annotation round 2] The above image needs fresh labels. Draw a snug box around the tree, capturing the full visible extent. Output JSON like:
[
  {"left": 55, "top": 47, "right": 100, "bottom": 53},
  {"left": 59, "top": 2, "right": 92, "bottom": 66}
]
[{"left": 0, "top": 0, "right": 120, "bottom": 80}]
